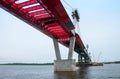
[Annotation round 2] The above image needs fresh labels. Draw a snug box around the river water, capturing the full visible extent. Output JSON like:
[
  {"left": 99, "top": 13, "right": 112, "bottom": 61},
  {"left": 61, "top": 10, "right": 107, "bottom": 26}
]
[{"left": 0, "top": 64, "right": 120, "bottom": 79}]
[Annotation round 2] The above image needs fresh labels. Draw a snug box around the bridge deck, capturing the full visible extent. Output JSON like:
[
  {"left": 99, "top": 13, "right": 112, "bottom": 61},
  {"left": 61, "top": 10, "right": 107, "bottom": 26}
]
[{"left": 0, "top": 0, "right": 88, "bottom": 57}]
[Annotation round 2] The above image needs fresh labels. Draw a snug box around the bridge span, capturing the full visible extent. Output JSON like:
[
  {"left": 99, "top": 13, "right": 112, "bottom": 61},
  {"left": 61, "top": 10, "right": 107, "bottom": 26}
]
[{"left": 0, "top": 0, "right": 91, "bottom": 71}]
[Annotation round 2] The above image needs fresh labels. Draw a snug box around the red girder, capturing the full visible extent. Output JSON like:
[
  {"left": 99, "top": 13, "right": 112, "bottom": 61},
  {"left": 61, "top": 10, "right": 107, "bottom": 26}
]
[
  {"left": 29, "top": 10, "right": 47, "bottom": 16},
  {"left": 75, "top": 34, "right": 85, "bottom": 49},
  {"left": 41, "top": 0, "right": 75, "bottom": 31},
  {"left": 24, "top": 5, "right": 43, "bottom": 12},
  {"left": 47, "top": 26, "right": 63, "bottom": 30},
  {"left": 44, "top": 23, "right": 58, "bottom": 28},
  {"left": 17, "top": 0, "right": 38, "bottom": 7},
  {"left": 34, "top": 14, "right": 51, "bottom": 20},
  {"left": 0, "top": 0, "right": 86, "bottom": 53}
]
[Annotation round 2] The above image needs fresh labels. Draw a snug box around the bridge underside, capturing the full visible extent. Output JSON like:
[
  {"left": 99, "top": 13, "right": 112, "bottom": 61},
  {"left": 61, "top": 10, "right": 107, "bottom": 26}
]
[{"left": 0, "top": 0, "right": 91, "bottom": 71}]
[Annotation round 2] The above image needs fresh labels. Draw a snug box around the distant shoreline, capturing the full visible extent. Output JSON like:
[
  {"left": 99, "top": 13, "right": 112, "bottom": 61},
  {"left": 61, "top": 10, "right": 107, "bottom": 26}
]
[
  {"left": 0, "top": 63, "right": 54, "bottom": 65},
  {"left": 0, "top": 61, "right": 120, "bottom": 66},
  {"left": 103, "top": 61, "right": 120, "bottom": 64}
]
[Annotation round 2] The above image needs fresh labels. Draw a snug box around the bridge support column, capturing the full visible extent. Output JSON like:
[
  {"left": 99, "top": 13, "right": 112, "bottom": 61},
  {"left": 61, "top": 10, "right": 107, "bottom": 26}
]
[
  {"left": 77, "top": 53, "right": 92, "bottom": 66},
  {"left": 78, "top": 54, "right": 83, "bottom": 63},
  {"left": 53, "top": 37, "right": 76, "bottom": 72},
  {"left": 68, "top": 37, "right": 76, "bottom": 59},
  {"left": 53, "top": 38, "right": 61, "bottom": 60}
]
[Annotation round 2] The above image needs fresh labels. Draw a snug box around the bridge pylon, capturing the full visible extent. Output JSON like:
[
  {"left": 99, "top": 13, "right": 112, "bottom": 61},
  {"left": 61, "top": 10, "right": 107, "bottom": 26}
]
[{"left": 53, "top": 36, "right": 76, "bottom": 71}]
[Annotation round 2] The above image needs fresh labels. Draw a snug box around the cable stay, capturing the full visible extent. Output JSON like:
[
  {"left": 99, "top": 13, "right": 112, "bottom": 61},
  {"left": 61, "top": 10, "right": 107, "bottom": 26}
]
[{"left": 62, "top": 0, "right": 73, "bottom": 10}]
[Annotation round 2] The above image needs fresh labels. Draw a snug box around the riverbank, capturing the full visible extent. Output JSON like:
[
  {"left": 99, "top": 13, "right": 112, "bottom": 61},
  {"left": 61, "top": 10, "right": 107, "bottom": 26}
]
[
  {"left": 103, "top": 61, "right": 120, "bottom": 64},
  {"left": 0, "top": 63, "right": 54, "bottom": 65},
  {"left": 0, "top": 61, "right": 120, "bottom": 66}
]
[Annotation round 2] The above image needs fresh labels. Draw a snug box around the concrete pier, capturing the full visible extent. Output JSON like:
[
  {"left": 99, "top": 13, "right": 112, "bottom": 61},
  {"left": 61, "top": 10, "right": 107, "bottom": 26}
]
[
  {"left": 68, "top": 37, "right": 76, "bottom": 59},
  {"left": 53, "top": 38, "right": 61, "bottom": 60},
  {"left": 53, "top": 37, "right": 76, "bottom": 71},
  {"left": 54, "top": 59, "right": 76, "bottom": 71}
]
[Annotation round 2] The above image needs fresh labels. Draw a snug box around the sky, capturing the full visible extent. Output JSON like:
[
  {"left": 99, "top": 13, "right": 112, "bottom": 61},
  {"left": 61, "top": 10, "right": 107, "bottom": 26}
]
[{"left": 0, "top": 0, "right": 120, "bottom": 63}]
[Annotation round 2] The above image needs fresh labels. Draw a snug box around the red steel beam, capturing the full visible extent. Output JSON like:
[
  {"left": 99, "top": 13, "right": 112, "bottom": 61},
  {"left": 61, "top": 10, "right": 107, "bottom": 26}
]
[{"left": 0, "top": 0, "right": 86, "bottom": 54}]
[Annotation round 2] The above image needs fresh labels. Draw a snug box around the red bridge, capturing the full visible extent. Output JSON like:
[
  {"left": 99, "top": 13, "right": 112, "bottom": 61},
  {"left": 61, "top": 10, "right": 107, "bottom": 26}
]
[{"left": 0, "top": 0, "right": 91, "bottom": 71}]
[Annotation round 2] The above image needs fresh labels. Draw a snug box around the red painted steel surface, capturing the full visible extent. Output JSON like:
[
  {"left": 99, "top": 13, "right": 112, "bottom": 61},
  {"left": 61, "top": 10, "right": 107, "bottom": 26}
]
[{"left": 0, "top": 0, "right": 86, "bottom": 54}]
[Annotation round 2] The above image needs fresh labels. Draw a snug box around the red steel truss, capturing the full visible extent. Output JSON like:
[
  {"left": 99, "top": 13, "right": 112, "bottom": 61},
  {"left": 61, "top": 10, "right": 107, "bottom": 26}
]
[{"left": 0, "top": 0, "right": 87, "bottom": 56}]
